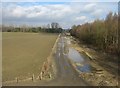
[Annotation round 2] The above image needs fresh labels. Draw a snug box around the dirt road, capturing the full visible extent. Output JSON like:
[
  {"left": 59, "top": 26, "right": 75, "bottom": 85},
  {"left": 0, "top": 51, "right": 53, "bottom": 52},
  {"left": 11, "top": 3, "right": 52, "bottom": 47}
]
[{"left": 45, "top": 34, "right": 89, "bottom": 86}]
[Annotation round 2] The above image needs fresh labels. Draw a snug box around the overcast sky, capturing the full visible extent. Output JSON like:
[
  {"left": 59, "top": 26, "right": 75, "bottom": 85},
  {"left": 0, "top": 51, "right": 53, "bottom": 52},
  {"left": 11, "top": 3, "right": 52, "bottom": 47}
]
[{"left": 1, "top": 1, "right": 118, "bottom": 28}]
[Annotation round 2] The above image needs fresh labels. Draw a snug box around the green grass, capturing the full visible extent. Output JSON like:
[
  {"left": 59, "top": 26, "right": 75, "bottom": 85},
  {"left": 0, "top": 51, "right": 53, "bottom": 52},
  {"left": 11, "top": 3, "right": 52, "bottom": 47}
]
[{"left": 2, "top": 32, "right": 58, "bottom": 82}]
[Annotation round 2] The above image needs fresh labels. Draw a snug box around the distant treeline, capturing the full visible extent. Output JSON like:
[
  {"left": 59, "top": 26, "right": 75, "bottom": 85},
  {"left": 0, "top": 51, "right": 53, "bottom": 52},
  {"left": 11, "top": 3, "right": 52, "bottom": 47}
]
[
  {"left": 2, "top": 22, "right": 63, "bottom": 33},
  {"left": 70, "top": 12, "right": 119, "bottom": 55}
]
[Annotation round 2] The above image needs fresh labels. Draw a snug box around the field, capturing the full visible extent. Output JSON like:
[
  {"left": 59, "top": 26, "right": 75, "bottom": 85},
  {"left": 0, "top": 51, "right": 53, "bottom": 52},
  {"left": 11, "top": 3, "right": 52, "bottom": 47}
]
[{"left": 2, "top": 32, "right": 58, "bottom": 82}]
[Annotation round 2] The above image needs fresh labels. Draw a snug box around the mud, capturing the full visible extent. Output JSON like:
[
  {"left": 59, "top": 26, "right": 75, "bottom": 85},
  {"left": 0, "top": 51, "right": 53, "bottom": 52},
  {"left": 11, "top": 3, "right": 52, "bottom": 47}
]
[{"left": 69, "top": 36, "right": 119, "bottom": 86}]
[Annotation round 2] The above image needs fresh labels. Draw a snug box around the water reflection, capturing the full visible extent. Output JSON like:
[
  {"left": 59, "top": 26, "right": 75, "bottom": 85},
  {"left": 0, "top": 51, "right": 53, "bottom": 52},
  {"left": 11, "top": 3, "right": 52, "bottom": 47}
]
[
  {"left": 68, "top": 48, "right": 84, "bottom": 63},
  {"left": 68, "top": 48, "right": 91, "bottom": 72},
  {"left": 77, "top": 64, "right": 91, "bottom": 72}
]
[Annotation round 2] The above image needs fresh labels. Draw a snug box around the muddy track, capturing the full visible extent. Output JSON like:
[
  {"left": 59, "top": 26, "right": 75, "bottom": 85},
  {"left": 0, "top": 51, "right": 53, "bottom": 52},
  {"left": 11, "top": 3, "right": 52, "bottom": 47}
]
[{"left": 45, "top": 34, "right": 89, "bottom": 86}]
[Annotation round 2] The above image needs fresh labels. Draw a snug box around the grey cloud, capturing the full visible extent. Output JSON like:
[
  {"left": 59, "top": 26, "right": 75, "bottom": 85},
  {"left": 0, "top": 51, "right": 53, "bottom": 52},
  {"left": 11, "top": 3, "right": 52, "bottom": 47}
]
[{"left": 2, "top": 2, "right": 117, "bottom": 28}]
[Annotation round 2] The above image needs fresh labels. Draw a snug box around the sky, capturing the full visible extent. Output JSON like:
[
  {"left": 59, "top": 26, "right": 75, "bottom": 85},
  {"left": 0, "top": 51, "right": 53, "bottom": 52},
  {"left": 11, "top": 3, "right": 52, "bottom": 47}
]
[{"left": 1, "top": 1, "right": 118, "bottom": 29}]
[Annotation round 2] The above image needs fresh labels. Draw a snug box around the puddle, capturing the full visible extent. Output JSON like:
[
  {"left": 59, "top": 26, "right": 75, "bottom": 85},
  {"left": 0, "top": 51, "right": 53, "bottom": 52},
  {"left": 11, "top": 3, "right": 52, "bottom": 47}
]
[
  {"left": 68, "top": 48, "right": 84, "bottom": 63},
  {"left": 76, "top": 64, "right": 91, "bottom": 72},
  {"left": 68, "top": 48, "right": 91, "bottom": 72}
]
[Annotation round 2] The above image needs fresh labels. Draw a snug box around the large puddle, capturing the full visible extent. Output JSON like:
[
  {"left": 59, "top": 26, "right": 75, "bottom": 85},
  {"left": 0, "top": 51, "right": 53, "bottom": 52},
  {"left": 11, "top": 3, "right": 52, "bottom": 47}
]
[
  {"left": 68, "top": 48, "right": 84, "bottom": 63},
  {"left": 68, "top": 48, "right": 91, "bottom": 72}
]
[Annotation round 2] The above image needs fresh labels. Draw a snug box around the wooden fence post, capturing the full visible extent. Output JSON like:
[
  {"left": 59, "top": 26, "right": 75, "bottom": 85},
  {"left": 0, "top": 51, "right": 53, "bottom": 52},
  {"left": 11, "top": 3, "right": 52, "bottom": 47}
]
[
  {"left": 16, "top": 77, "right": 19, "bottom": 83},
  {"left": 39, "top": 72, "right": 42, "bottom": 80},
  {"left": 32, "top": 74, "right": 34, "bottom": 82},
  {"left": 49, "top": 73, "right": 51, "bottom": 79}
]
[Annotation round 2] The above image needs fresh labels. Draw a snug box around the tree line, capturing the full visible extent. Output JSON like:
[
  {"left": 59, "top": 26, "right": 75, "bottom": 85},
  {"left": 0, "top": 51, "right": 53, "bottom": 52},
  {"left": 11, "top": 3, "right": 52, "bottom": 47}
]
[
  {"left": 2, "top": 22, "right": 63, "bottom": 33},
  {"left": 70, "top": 12, "right": 119, "bottom": 55}
]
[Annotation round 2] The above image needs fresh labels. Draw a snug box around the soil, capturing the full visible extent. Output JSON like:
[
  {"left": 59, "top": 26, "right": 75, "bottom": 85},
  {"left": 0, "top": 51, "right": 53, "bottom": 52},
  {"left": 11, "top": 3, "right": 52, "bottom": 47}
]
[{"left": 70, "top": 36, "right": 119, "bottom": 86}]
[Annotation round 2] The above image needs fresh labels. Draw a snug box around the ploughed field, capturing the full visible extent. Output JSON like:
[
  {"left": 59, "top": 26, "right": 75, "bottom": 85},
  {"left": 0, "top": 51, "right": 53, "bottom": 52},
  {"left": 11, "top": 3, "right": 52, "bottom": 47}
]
[{"left": 2, "top": 32, "right": 58, "bottom": 82}]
